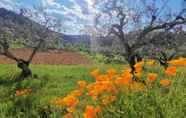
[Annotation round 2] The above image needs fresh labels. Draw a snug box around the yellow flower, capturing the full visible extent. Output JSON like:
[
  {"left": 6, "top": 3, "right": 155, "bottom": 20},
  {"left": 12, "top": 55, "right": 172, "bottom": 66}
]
[
  {"left": 67, "top": 107, "right": 76, "bottom": 113},
  {"left": 130, "top": 82, "right": 145, "bottom": 92},
  {"left": 77, "top": 80, "right": 87, "bottom": 89},
  {"left": 146, "top": 59, "right": 156, "bottom": 66},
  {"left": 90, "top": 69, "right": 100, "bottom": 78},
  {"left": 134, "top": 72, "right": 142, "bottom": 79},
  {"left": 70, "top": 90, "right": 83, "bottom": 97}
]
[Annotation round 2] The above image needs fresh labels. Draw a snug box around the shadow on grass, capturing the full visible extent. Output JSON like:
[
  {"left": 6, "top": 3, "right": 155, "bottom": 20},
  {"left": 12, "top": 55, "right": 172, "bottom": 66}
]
[
  {"left": 0, "top": 76, "right": 16, "bottom": 86},
  {"left": 0, "top": 73, "right": 49, "bottom": 89}
]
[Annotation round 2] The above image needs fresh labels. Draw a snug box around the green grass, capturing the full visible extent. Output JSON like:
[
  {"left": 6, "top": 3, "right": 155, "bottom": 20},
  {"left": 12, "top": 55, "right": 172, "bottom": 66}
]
[
  {"left": 0, "top": 64, "right": 124, "bottom": 97},
  {"left": 0, "top": 64, "right": 125, "bottom": 117},
  {"left": 0, "top": 64, "right": 185, "bottom": 118}
]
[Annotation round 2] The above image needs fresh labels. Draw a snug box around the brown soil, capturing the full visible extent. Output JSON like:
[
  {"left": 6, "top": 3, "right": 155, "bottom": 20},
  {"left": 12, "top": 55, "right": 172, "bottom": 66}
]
[{"left": 0, "top": 48, "right": 93, "bottom": 65}]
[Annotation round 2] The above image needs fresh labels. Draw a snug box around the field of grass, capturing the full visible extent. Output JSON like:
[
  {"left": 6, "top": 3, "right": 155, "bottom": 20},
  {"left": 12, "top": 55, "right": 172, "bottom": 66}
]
[
  {"left": 0, "top": 64, "right": 124, "bottom": 118},
  {"left": 0, "top": 64, "right": 185, "bottom": 118}
]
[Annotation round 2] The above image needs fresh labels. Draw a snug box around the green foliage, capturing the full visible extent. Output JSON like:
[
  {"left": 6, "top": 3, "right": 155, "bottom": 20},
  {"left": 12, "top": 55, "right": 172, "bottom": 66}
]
[
  {"left": 90, "top": 53, "right": 106, "bottom": 63},
  {"left": 90, "top": 53, "right": 126, "bottom": 64},
  {"left": 63, "top": 43, "right": 90, "bottom": 53}
]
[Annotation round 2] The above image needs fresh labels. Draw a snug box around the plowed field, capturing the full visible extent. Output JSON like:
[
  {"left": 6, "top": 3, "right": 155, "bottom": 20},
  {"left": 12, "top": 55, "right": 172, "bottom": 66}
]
[{"left": 0, "top": 48, "right": 93, "bottom": 65}]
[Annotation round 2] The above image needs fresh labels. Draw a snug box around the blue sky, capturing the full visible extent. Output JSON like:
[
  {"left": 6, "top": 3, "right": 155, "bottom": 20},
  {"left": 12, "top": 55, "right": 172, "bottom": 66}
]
[
  {"left": 0, "top": 0, "right": 97, "bottom": 34},
  {"left": 0, "top": 0, "right": 185, "bottom": 34}
]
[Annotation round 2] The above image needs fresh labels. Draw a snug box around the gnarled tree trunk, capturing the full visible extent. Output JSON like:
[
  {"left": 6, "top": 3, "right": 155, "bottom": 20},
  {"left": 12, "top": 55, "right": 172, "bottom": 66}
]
[{"left": 15, "top": 59, "right": 31, "bottom": 82}]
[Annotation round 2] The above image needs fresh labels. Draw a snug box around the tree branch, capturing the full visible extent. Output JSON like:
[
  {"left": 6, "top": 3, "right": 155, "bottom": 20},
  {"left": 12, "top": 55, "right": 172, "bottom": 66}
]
[
  {"left": 2, "top": 51, "right": 19, "bottom": 62},
  {"left": 132, "top": 17, "right": 186, "bottom": 51},
  {"left": 27, "top": 39, "right": 43, "bottom": 63}
]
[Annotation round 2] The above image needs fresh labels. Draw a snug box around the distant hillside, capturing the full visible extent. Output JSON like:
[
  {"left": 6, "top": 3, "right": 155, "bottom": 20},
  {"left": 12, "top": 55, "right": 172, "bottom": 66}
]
[
  {"left": 0, "top": 8, "right": 185, "bottom": 55},
  {"left": 61, "top": 34, "right": 91, "bottom": 45},
  {"left": 0, "top": 7, "right": 61, "bottom": 49},
  {"left": 0, "top": 8, "right": 92, "bottom": 47},
  {"left": 0, "top": 8, "right": 30, "bottom": 25},
  {"left": 0, "top": 8, "right": 43, "bottom": 39},
  {"left": 0, "top": 8, "right": 111, "bottom": 47},
  {"left": 61, "top": 35, "right": 113, "bottom": 45}
]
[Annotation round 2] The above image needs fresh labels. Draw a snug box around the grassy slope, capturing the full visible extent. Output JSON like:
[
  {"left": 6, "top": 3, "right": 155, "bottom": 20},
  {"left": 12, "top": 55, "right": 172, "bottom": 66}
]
[{"left": 0, "top": 64, "right": 185, "bottom": 118}]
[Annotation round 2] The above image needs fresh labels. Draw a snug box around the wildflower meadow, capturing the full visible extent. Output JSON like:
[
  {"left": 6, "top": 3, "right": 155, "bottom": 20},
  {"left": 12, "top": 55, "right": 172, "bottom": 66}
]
[
  {"left": 0, "top": 0, "right": 186, "bottom": 118},
  {"left": 49, "top": 58, "right": 186, "bottom": 118}
]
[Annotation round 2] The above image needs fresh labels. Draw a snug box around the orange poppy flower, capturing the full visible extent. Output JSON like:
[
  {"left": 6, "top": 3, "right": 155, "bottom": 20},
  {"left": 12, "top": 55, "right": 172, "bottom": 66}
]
[
  {"left": 54, "top": 95, "right": 79, "bottom": 108},
  {"left": 77, "top": 80, "right": 87, "bottom": 89},
  {"left": 95, "top": 106, "right": 101, "bottom": 113},
  {"left": 70, "top": 90, "right": 83, "bottom": 97},
  {"left": 115, "top": 77, "right": 132, "bottom": 86},
  {"left": 147, "top": 73, "right": 158, "bottom": 81},
  {"left": 87, "top": 90, "right": 97, "bottom": 98},
  {"left": 63, "top": 95, "right": 79, "bottom": 107},
  {"left": 83, "top": 105, "right": 100, "bottom": 118},
  {"left": 160, "top": 79, "right": 171, "bottom": 87},
  {"left": 122, "top": 69, "right": 131, "bottom": 76},
  {"left": 101, "top": 95, "right": 117, "bottom": 105},
  {"left": 107, "top": 68, "right": 116, "bottom": 77},
  {"left": 90, "top": 69, "right": 100, "bottom": 78},
  {"left": 15, "top": 88, "right": 32, "bottom": 96},
  {"left": 165, "top": 66, "right": 177, "bottom": 76},
  {"left": 63, "top": 113, "right": 73, "bottom": 118},
  {"left": 52, "top": 98, "right": 64, "bottom": 106},
  {"left": 115, "top": 72, "right": 132, "bottom": 85},
  {"left": 134, "top": 72, "right": 142, "bottom": 79},
  {"left": 96, "top": 75, "right": 110, "bottom": 81},
  {"left": 134, "top": 61, "right": 144, "bottom": 73},
  {"left": 168, "top": 58, "right": 186, "bottom": 66},
  {"left": 67, "top": 107, "right": 76, "bottom": 113}
]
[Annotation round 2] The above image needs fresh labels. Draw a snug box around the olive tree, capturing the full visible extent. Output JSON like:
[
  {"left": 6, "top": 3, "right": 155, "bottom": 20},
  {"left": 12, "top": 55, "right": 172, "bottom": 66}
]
[
  {"left": 0, "top": 8, "right": 62, "bottom": 81},
  {"left": 94, "top": 0, "right": 186, "bottom": 74}
]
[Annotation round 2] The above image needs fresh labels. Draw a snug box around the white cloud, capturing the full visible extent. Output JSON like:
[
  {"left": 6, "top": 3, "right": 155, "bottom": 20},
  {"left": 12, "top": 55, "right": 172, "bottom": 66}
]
[
  {"left": 0, "top": 0, "right": 99, "bottom": 34},
  {"left": 41, "top": 0, "right": 61, "bottom": 8},
  {"left": 84, "top": 0, "right": 98, "bottom": 13},
  {"left": 84, "top": 0, "right": 94, "bottom": 7},
  {"left": 46, "top": 0, "right": 55, "bottom": 4},
  {"left": 37, "top": 0, "right": 90, "bottom": 33},
  {"left": 0, "top": 0, "right": 17, "bottom": 10},
  {"left": 40, "top": 0, "right": 83, "bottom": 18}
]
